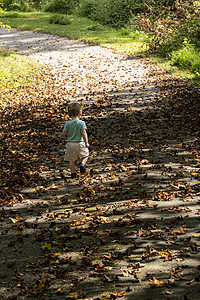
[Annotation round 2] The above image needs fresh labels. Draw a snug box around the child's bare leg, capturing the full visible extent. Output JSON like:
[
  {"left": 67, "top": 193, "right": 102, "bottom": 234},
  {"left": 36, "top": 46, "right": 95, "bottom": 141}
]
[
  {"left": 81, "top": 156, "right": 88, "bottom": 166},
  {"left": 69, "top": 161, "right": 76, "bottom": 174},
  {"left": 80, "top": 157, "right": 88, "bottom": 174}
]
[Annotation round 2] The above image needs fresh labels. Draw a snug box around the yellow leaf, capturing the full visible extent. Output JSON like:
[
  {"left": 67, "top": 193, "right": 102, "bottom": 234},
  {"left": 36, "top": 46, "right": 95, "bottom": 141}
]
[
  {"left": 41, "top": 243, "right": 51, "bottom": 250},
  {"left": 101, "top": 292, "right": 108, "bottom": 298},
  {"left": 165, "top": 290, "right": 173, "bottom": 295},
  {"left": 103, "top": 266, "right": 113, "bottom": 272},
  {"left": 71, "top": 220, "right": 82, "bottom": 226},
  {"left": 67, "top": 292, "right": 79, "bottom": 299},
  {"left": 34, "top": 282, "right": 45, "bottom": 291},
  {"left": 12, "top": 245, "right": 18, "bottom": 252},
  {"left": 118, "top": 291, "right": 128, "bottom": 297},
  {"left": 9, "top": 214, "right": 24, "bottom": 223},
  {"left": 159, "top": 250, "right": 172, "bottom": 258},
  {"left": 172, "top": 227, "right": 186, "bottom": 235},
  {"left": 193, "top": 234, "right": 200, "bottom": 238},
  {"left": 99, "top": 216, "right": 109, "bottom": 223},
  {"left": 149, "top": 276, "right": 167, "bottom": 287}
]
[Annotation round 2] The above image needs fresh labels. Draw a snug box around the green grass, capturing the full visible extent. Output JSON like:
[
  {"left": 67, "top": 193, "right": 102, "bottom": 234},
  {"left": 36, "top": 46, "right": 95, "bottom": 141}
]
[
  {"left": 0, "top": 11, "right": 199, "bottom": 85},
  {"left": 0, "top": 50, "right": 42, "bottom": 102},
  {"left": 148, "top": 55, "right": 199, "bottom": 82}
]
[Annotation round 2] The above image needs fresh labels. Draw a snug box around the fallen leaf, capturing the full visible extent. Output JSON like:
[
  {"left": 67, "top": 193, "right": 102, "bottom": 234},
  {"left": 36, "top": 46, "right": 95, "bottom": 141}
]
[
  {"left": 149, "top": 276, "right": 167, "bottom": 287},
  {"left": 172, "top": 227, "right": 187, "bottom": 235}
]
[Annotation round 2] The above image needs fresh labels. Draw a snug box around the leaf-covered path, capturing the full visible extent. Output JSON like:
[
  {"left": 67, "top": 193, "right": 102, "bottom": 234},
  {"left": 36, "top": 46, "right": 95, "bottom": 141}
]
[{"left": 0, "top": 28, "right": 200, "bottom": 300}]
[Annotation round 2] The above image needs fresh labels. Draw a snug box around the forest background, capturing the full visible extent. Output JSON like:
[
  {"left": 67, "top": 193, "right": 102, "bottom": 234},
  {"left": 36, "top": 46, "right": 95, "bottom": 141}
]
[{"left": 0, "top": 0, "right": 200, "bottom": 84}]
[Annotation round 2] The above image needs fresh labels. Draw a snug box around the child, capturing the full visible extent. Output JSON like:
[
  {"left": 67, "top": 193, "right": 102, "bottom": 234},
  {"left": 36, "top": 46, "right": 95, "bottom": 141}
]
[{"left": 61, "top": 102, "right": 89, "bottom": 178}]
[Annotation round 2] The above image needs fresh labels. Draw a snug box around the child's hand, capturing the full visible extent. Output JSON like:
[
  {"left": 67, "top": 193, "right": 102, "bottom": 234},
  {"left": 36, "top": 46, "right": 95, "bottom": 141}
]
[{"left": 86, "top": 143, "right": 90, "bottom": 148}]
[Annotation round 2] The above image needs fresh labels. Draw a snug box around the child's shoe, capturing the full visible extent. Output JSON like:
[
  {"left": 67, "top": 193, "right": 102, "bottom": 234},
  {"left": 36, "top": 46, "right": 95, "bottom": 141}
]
[
  {"left": 80, "top": 164, "right": 86, "bottom": 174},
  {"left": 71, "top": 173, "right": 77, "bottom": 179}
]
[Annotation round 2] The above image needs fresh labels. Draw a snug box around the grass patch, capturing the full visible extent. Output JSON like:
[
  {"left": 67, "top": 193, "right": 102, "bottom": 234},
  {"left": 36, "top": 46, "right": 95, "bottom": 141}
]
[
  {"left": 147, "top": 55, "right": 200, "bottom": 86},
  {"left": 1, "top": 11, "right": 27, "bottom": 18},
  {"left": 0, "top": 50, "right": 42, "bottom": 102}
]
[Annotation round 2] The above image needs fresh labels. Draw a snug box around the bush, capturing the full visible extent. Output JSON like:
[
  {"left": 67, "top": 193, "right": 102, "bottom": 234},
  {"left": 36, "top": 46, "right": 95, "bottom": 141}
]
[
  {"left": 170, "top": 39, "right": 200, "bottom": 76},
  {"left": 78, "top": 0, "right": 96, "bottom": 17},
  {"left": 3, "top": 0, "right": 38, "bottom": 11},
  {"left": 49, "top": 13, "right": 71, "bottom": 25},
  {"left": 91, "top": 0, "right": 134, "bottom": 28},
  {"left": 77, "top": 0, "right": 178, "bottom": 28},
  {"left": 137, "top": 0, "right": 200, "bottom": 55},
  {"left": 43, "top": 0, "right": 79, "bottom": 13}
]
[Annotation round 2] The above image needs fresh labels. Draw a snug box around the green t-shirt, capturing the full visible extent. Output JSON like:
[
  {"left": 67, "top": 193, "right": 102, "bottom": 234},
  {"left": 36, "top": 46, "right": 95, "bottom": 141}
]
[{"left": 63, "top": 120, "right": 87, "bottom": 142}]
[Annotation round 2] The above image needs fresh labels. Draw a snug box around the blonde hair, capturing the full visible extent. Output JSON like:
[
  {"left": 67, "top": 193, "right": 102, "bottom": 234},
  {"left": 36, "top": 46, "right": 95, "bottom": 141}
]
[{"left": 68, "top": 102, "right": 81, "bottom": 117}]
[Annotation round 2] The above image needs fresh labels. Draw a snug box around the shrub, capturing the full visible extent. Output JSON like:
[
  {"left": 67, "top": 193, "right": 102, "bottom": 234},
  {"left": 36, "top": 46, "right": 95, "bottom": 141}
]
[
  {"left": 170, "top": 39, "right": 200, "bottom": 76},
  {"left": 191, "top": 60, "right": 200, "bottom": 77},
  {"left": 120, "top": 27, "right": 131, "bottom": 36},
  {"left": 78, "top": 0, "right": 96, "bottom": 17},
  {"left": 3, "top": 0, "right": 38, "bottom": 11},
  {"left": 77, "top": 0, "right": 178, "bottom": 28},
  {"left": 49, "top": 13, "right": 71, "bottom": 25},
  {"left": 137, "top": 0, "right": 200, "bottom": 55},
  {"left": 90, "top": 0, "right": 134, "bottom": 28},
  {"left": 44, "top": 0, "right": 79, "bottom": 13}
]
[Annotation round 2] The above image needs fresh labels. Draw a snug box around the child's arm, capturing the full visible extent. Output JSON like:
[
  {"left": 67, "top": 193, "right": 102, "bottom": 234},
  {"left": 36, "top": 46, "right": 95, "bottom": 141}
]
[
  {"left": 61, "top": 130, "right": 67, "bottom": 139},
  {"left": 82, "top": 129, "right": 89, "bottom": 147}
]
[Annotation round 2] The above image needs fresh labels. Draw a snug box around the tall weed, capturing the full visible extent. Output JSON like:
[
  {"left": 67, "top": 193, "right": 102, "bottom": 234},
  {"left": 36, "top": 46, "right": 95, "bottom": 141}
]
[{"left": 49, "top": 13, "right": 71, "bottom": 25}]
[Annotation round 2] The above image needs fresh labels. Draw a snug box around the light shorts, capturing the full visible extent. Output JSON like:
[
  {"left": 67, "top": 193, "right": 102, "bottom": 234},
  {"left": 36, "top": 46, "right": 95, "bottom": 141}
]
[{"left": 64, "top": 142, "right": 89, "bottom": 162}]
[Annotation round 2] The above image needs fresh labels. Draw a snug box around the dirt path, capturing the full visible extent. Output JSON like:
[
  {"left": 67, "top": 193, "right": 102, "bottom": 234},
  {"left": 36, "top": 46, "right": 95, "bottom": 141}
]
[
  {"left": 0, "top": 28, "right": 146, "bottom": 94},
  {"left": 0, "top": 28, "right": 200, "bottom": 300}
]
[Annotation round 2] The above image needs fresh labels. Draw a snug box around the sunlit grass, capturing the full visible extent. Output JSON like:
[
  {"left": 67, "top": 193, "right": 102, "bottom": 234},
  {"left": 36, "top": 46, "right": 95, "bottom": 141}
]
[
  {"left": 148, "top": 55, "right": 200, "bottom": 86},
  {"left": 0, "top": 50, "right": 41, "bottom": 88},
  {"left": 0, "top": 50, "right": 43, "bottom": 103}
]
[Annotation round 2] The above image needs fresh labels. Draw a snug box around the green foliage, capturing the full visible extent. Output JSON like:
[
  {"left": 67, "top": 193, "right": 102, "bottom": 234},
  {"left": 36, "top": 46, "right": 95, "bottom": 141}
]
[
  {"left": 3, "top": 0, "right": 38, "bottom": 11},
  {"left": 120, "top": 27, "right": 131, "bottom": 36},
  {"left": 78, "top": 0, "right": 136, "bottom": 28},
  {"left": 85, "top": 0, "right": 133, "bottom": 28},
  {"left": 43, "top": 0, "right": 79, "bottom": 13},
  {"left": 78, "top": 0, "right": 96, "bottom": 17},
  {"left": 137, "top": 0, "right": 200, "bottom": 55},
  {"left": 49, "top": 13, "right": 70, "bottom": 25},
  {"left": 170, "top": 39, "right": 200, "bottom": 77},
  {"left": 0, "top": 1, "right": 11, "bottom": 28}
]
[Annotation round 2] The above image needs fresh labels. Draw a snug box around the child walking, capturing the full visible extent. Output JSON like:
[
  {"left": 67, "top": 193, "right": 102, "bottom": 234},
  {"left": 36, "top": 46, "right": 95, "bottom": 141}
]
[{"left": 61, "top": 102, "right": 89, "bottom": 179}]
